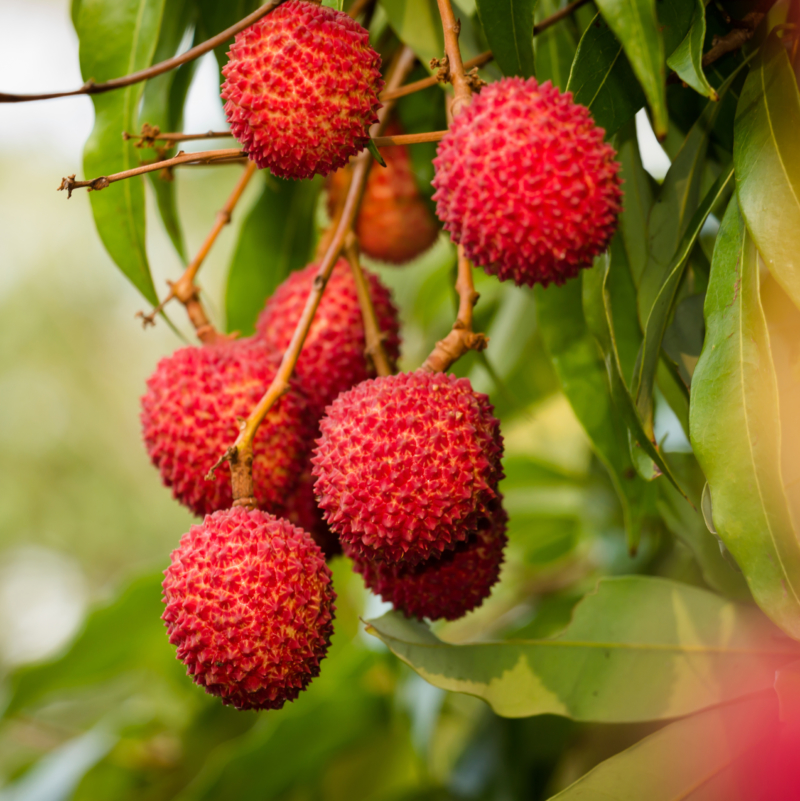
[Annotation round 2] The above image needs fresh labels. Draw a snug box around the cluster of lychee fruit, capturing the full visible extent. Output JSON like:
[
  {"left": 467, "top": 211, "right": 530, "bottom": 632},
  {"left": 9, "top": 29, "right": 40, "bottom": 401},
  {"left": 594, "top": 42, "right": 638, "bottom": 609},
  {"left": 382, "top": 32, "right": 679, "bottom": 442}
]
[{"left": 147, "top": 0, "right": 624, "bottom": 712}]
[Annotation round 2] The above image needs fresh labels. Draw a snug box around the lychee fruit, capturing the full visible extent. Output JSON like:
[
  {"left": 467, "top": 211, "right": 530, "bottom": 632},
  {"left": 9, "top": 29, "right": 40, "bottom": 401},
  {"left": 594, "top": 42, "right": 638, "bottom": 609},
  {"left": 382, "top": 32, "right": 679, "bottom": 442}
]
[
  {"left": 284, "top": 469, "right": 342, "bottom": 559},
  {"left": 327, "top": 122, "right": 439, "bottom": 264},
  {"left": 352, "top": 499, "right": 507, "bottom": 621},
  {"left": 312, "top": 370, "right": 504, "bottom": 565},
  {"left": 141, "top": 338, "right": 311, "bottom": 517},
  {"left": 162, "top": 507, "right": 335, "bottom": 711},
  {"left": 432, "top": 77, "right": 622, "bottom": 288},
  {"left": 255, "top": 259, "right": 401, "bottom": 420},
  {"left": 221, "top": 0, "right": 383, "bottom": 179}
]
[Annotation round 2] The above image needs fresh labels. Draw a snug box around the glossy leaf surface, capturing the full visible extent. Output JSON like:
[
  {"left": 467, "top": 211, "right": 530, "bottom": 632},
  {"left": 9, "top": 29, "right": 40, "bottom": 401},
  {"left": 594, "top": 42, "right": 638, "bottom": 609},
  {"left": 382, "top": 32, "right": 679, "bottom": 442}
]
[
  {"left": 475, "top": 0, "right": 536, "bottom": 78},
  {"left": 666, "top": 0, "right": 716, "bottom": 100}
]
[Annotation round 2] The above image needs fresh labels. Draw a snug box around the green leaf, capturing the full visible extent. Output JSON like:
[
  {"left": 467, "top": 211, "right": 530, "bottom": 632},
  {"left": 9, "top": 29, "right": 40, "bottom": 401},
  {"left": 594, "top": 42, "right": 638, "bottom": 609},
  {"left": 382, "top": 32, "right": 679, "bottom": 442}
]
[
  {"left": 475, "top": 0, "right": 536, "bottom": 78},
  {"left": 367, "top": 576, "right": 799, "bottom": 721},
  {"left": 139, "top": 0, "right": 197, "bottom": 262},
  {"left": 535, "top": 277, "right": 653, "bottom": 550},
  {"left": 615, "top": 120, "right": 655, "bottom": 288},
  {"left": 550, "top": 693, "right": 778, "bottom": 799},
  {"left": 225, "top": 174, "right": 321, "bottom": 336},
  {"left": 593, "top": 0, "right": 666, "bottom": 137},
  {"left": 634, "top": 165, "right": 734, "bottom": 437},
  {"left": 566, "top": 15, "right": 645, "bottom": 138},
  {"left": 734, "top": 33, "right": 800, "bottom": 313},
  {"left": 76, "top": 0, "right": 167, "bottom": 305},
  {"left": 368, "top": 138, "right": 387, "bottom": 167},
  {"left": 196, "top": 0, "right": 260, "bottom": 78},
  {"left": 381, "top": 0, "right": 444, "bottom": 64},
  {"left": 533, "top": 0, "right": 577, "bottom": 90},
  {"left": 690, "top": 199, "right": 800, "bottom": 641},
  {"left": 3, "top": 574, "right": 183, "bottom": 718},
  {"left": 666, "top": 0, "right": 717, "bottom": 100}
]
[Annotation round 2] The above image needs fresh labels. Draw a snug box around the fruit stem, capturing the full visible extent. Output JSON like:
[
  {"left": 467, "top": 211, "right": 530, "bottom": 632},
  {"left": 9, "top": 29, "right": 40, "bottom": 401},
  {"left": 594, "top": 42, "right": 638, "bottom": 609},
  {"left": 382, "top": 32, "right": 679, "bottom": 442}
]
[
  {"left": 213, "top": 46, "right": 418, "bottom": 503},
  {"left": 2, "top": 1, "right": 287, "bottom": 104},
  {"left": 58, "top": 148, "right": 245, "bottom": 198},
  {"left": 137, "top": 161, "right": 258, "bottom": 342},
  {"left": 344, "top": 232, "right": 393, "bottom": 378},
  {"left": 436, "top": 0, "right": 472, "bottom": 117},
  {"left": 420, "top": 246, "right": 488, "bottom": 373}
]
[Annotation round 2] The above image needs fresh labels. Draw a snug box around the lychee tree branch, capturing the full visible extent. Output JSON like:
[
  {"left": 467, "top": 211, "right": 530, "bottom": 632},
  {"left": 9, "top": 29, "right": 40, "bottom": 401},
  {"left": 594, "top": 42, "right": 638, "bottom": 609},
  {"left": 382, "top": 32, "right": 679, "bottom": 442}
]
[
  {"left": 344, "top": 233, "right": 393, "bottom": 378},
  {"left": 0, "top": 1, "right": 288, "bottom": 104},
  {"left": 211, "top": 45, "right": 418, "bottom": 506},
  {"left": 138, "top": 161, "right": 259, "bottom": 342}
]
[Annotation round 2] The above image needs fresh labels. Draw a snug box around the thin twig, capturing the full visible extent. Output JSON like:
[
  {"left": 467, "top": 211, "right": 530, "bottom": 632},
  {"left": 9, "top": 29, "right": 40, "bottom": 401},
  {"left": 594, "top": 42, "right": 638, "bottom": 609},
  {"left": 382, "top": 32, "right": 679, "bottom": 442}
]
[
  {"left": 210, "top": 45, "right": 418, "bottom": 504},
  {"left": 58, "top": 148, "right": 244, "bottom": 197},
  {"left": 137, "top": 161, "right": 258, "bottom": 342},
  {"left": 421, "top": 246, "right": 487, "bottom": 372},
  {"left": 379, "top": 0, "right": 591, "bottom": 103},
  {"left": 124, "top": 127, "right": 232, "bottom": 146},
  {"left": 1, "top": 1, "right": 286, "bottom": 104},
  {"left": 344, "top": 232, "right": 392, "bottom": 377}
]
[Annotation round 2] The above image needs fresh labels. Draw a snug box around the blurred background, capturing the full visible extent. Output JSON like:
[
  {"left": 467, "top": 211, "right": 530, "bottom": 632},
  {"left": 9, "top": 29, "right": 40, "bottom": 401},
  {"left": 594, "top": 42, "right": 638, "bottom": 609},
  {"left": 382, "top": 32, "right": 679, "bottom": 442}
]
[{"left": 0, "top": 2, "right": 682, "bottom": 798}]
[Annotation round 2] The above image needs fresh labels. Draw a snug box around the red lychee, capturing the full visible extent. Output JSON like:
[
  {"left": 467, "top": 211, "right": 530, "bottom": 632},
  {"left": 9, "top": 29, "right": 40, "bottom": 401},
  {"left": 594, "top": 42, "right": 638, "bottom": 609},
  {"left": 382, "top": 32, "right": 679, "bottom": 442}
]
[
  {"left": 352, "top": 499, "right": 507, "bottom": 621},
  {"left": 312, "top": 370, "right": 504, "bottom": 565},
  {"left": 162, "top": 507, "right": 335, "bottom": 711},
  {"left": 327, "top": 122, "right": 439, "bottom": 264},
  {"left": 141, "top": 338, "right": 311, "bottom": 517},
  {"left": 285, "top": 468, "right": 342, "bottom": 559},
  {"left": 221, "top": 0, "right": 383, "bottom": 179},
  {"left": 255, "top": 259, "right": 400, "bottom": 420},
  {"left": 432, "top": 77, "right": 622, "bottom": 288}
]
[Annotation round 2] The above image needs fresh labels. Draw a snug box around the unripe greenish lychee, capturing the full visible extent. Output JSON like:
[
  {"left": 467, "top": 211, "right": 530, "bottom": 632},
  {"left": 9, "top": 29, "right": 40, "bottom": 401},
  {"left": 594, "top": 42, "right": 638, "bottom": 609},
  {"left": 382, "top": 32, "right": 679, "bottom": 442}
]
[
  {"left": 140, "top": 338, "right": 311, "bottom": 517},
  {"left": 312, "top": 370, "right": 504, "bottom": 565},
  {"left": 162, "top": 507, "right": 336, "bottom": 711},
  {"left": 255, "top": 259, "right": 400, "bottom": 420},
  {"left": 327, "top": 122, "right": 439, "bottom": 265},
  {"left": 432, "top": 77, "right": 622, "bottom": 287},
  {"left": 351, "top": 499, "right": 507, "bottom": 620},
  {"left": 221, "top": 0, "right": 383, "bottom": 179}
]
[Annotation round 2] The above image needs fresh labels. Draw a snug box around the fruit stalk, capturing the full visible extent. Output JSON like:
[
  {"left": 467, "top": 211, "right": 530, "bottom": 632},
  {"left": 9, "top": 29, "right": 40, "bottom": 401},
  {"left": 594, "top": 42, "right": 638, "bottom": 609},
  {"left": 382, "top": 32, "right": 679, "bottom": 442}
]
[
  {"left": 212, "top": 46, "right": 417, "bottom": 503},
  {"left": 343, "top": 233, "right": 392, "bottom": 378},
  {"left": 436, "top": 0, "right": 473, "bottom": 117},
  {"left": 138, "top": 162, "right": 258, "bottom": 341}
]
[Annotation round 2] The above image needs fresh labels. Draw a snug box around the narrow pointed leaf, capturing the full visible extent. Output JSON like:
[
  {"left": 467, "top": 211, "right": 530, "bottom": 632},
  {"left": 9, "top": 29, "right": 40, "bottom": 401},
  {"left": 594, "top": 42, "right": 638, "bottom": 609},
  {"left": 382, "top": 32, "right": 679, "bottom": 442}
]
[
  {"left": 666, "top": 0, "right": 717, "bottom": 100},
  {"left": 734, "top": 33, "right": 800, "bottom": 312},
  {"left": 534, "top": 0, "right": 577, "bottom": 90},
  {"left": 366, "top": 577, "right": 800, "bottom": 722},
  {"left": 690, "top": 199, "right": 800, "bottom": 640},
  {"left": 76, "top": 0, "right": 167, "bottom": 305},
  {"left": 475, "top": 0, "right": 536, "bottom": 78},
  {"left": 550, "top": 694, "right": 779, "bottom": 800},
  {"left": 593, "top": 0, "right": 667, "bottom": 136},
  {"left": 225, "top": 174, "right": 321, "bottom": 335}
]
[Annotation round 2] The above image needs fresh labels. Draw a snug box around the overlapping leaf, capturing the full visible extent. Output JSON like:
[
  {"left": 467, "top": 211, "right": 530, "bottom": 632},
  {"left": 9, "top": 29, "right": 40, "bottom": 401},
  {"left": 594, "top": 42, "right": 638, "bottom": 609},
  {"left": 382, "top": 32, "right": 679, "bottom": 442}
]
[
  {"left": 367, "top": 576, "right": 799, "bottom": 721},
  {"left": 475, "top": 0, "right": 535, "bottom": 78},
  {"left": 76, "top": 0, "right": 167, "bottom": 305},
  {"left": 666, "top": 0, "right": 717, "bottom": 100}
]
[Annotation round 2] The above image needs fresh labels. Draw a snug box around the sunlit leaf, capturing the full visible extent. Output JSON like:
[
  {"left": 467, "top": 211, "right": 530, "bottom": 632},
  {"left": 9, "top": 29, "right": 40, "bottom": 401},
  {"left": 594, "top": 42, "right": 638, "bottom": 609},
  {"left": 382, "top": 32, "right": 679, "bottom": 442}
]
[
  {"left": 475, "top": 0, "right": 536, "bottom": 78},
  {"left": 76, "top": 0, "right": 167, "bottom": 305},
  {"left": 690, "top": 198, "right": 800, "bottom": 641},
  {"left": 225, "top": 174, "right": 321, "bottom": 336},
  {"left": 367, "top": 576, "right": 799, "bottom": 721},
  {"left": 550, "top": 693, "right": 779, "bottom": 799},
  {"left": 734, "top": 33, "right": 800, "bottom": 312}
]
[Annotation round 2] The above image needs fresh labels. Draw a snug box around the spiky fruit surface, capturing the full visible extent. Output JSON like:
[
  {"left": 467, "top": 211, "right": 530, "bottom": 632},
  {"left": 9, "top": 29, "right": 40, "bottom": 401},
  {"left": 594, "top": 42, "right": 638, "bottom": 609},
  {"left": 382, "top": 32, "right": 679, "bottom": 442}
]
[
  {"left": 352, "top": 500, "right": 507, "bottom": 620},
  {"left": 255, "top": 259, "right": 401, "bottom": 420},
  {"left": 432, "top": 77, "right": 622, "bottom": 288},
  {"left": 285, "top": 469, "right": 342, "bottom": 559},
  {"left": 221, "top": 0, "right": 383, "bottom": 179},
  {"left": 312, "top": 371, "right": 504, "bottom": 565},
  {"left": 141, "top": 338, "right": 311, "bottom": 517},
  {"left": 328, "top": 123, "right": 439, "bottom": 264},
  {"left": 162, "top": 507, "right": 335, "bottom": 711}
]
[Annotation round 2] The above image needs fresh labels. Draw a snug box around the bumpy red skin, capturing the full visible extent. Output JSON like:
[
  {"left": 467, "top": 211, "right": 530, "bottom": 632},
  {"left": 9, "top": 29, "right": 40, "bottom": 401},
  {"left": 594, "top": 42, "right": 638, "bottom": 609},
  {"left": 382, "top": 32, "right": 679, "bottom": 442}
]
[
  {"left": 221, "top": 1, "right": 383, "bottom": 179},
  {"left": 312, "top": 371, "right": 504, "bottom": 566},
  {"left": 328, "top": 123, "right": 439, "bottom": 265},
  {"left": 162, "top": 507, "right": 336, "bottom": 711},
  {"left": 255, "top": 259, "right": 401, "bottom": 420},
  {"left": 141, "top": 338, "right": 312, "bottom": 517},
  {"left": 285, "top": 468, "right": 342, "bottom": 559},
  {"left": 352, "top": 500, "right": 507, "bottom": 621},
  {"left": 432, "top": 77, "right": 623, "bottom": 288}
]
